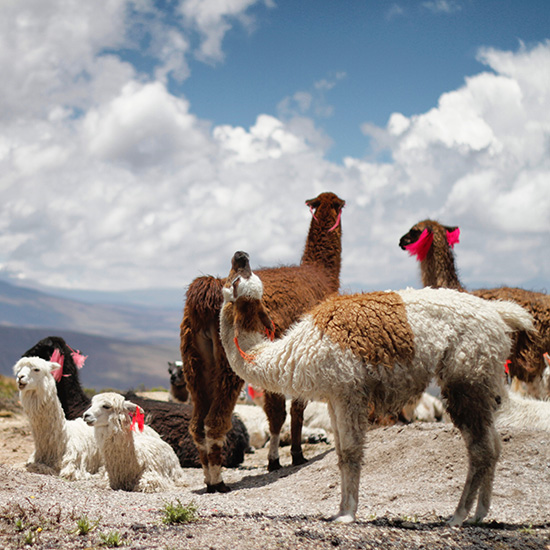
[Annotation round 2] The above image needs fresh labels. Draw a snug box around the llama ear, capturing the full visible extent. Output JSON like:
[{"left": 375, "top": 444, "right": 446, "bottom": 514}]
[
  {"left": 258, "top": 304, "right": 276, "bottom": 341},
  {"left": 445, "top": 226, "right": 460, "bottom": 248},
  {"left": 123, "top": 400, "right": 139, "bottom": 414}
]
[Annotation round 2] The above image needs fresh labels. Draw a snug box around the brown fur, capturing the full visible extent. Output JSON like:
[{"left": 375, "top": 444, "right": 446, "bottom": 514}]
[
  {"left": 400, "top": 219, "right": 550, "bottom": 384},
  {"left": 180, "top": 192, "right": 345, "bottom": 491},
  {"left": 312, "top": 292, "right": 415, "bottom": 367}
]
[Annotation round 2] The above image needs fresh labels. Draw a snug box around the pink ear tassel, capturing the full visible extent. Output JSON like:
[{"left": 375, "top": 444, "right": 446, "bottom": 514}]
[
  {"left": 446, "top": 227, "right": 460, "bottom": 248},
  {"left": 328, "top": 208, "right": 343, "bottom": 232},
  {"left": 404, "top": 229, "right": 434, "bottom": 262},
  {"left": 308, "top": 205, "right": 318, "bottom": 221},
  {"left": 70, "top": 348, "right": 87, "bottom": 369},
  {"left": 50, "top": 349, "right": 65, "bottom": 382}
]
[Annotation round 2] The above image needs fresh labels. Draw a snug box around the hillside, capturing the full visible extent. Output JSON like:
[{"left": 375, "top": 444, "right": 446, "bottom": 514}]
[{"left": 0, "top": 280, "right": 183, "bottom": 391}]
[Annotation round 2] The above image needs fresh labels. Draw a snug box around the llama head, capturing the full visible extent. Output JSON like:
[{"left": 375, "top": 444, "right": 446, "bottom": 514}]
[
  {"left": 305, "top": 192, "right": 345, "bottom": 232},
  {"left": 83, "top": 392, "right": 144, "bottom": 432},
  {"left": 223, "top": 251, "right": 275, "bottom": 341},
  {"left": 168, "top": 360, "right": 185, "bottom": 386},
  {"left": 13, "top": 357, "right": 61, "bottom": 393},
  {"left": 222, "top": 251, "right": 263, "bottom": 304},
  {"left": 399, "top": 220, "right": 460, "bottom": 261}
]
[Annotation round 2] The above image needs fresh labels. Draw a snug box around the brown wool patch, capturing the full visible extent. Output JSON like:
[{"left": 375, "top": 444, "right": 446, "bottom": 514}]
[{"left": 311, "top": 292, "right": 415, "bottom": 367}]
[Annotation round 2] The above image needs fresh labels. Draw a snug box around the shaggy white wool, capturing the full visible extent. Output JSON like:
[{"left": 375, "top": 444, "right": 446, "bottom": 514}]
[
  {"left": 83, "top": 392, "right": 185, "bottom": 493},
  {"left": 13, "top": 357, "right": 102, "bottom": 480},
  {"left": 496, "top": 390, "right": 550, "bottom": 431},
  {"left": 220, "top": 276, "right": 534, "bottom": 526}
]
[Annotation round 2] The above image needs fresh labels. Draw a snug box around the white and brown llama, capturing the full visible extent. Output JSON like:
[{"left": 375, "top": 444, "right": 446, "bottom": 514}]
[
  {"left": 399, "top": 220, "right": 550, "bottom": 397},
  {"left": 180, "top": 192, "right": 344, "bottom": 493},
  {"left": 219, "top": 251, "right": 533, "bottom": 525}
]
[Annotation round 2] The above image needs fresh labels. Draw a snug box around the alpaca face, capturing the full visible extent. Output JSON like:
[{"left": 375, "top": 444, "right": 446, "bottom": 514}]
[
  {"left": 168, "top": 361, "right": 185, "bottom": 387},
  {"left": 83, "top": 393, "right": 141, "bottom": 429},
  {"left": 13, "top": 357, "right": 58, "bottom": 392}
]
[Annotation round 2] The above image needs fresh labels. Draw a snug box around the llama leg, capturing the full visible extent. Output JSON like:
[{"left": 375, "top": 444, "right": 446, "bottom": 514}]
[
  {"left": 329, "top": 399, "right": 368, "bottom": 523},
  {"left": 444, "top": 381, "right": 502, "bottom": 526},
  {"left": 290, "top": 398, "right": 307, "bottom": 466},
  {"left": 263, "top": 391, "right": 287, "bottom": 471}
]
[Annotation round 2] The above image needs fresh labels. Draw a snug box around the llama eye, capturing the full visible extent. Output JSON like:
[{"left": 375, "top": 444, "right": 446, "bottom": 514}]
[
  {"left": 33, "top": 368, "right": 40, "bottom": 372},
  {"left": 102, "top": 405, "right": 111, "bottom": 410}
]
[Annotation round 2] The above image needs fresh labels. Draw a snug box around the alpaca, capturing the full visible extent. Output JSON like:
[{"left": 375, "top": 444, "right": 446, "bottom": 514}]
[
  {"left": 181, "top": 191, "right": 344, "bottom": 492},
  {"left": 168, "top": 360, "right": 189, "bottom": 403},
  {"left": 13, "top": 357, "right": 102, "bottom": 480},
  {"left": 399, "top": 220, "right": 550, "bottom": 390},
  {"left": 219, "top": 251, "right": 533, "bottom": 525},
  {"left": 83, "top": 392, "right": 185, "bottom": 492},
  {"left": 21, "top": 335, "right": 249, "bottom": 468}
]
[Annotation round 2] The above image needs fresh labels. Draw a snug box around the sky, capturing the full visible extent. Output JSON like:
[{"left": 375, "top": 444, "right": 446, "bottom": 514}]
[{"left": 1, "top": 0, "right": 549, "bottom": 302}]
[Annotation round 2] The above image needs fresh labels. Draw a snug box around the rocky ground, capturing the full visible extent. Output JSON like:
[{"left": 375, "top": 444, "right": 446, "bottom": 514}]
[{"left": 0, "top": 398, "right": 549, "bottom": 549}]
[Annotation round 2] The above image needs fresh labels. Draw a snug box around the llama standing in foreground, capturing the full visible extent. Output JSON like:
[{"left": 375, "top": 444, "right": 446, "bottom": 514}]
[
  {"left": 181, "top": 192, "right": 344, "bottom": 492},
  {"left": 83, "top": 392, "right": 185, "bottom": 492},
  {"left": 219, "top": 251, "right": 533, "bottom": 525},
  {"left": 399, "top": 220, "right": 550, "bottom": 395},
  {"left": 13, "top": 357, "right": 102, "bottom": 480}
]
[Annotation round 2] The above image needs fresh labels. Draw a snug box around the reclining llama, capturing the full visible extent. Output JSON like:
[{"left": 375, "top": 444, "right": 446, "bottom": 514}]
[
  {"left": 83, "top": 392, "right": 185, "bottom": 492},
  {"left": 219, "top": 251, "right": 533, "bottom": 525},
  {"left": 13, "top": 357, "right": 102, "bottom": 480}
]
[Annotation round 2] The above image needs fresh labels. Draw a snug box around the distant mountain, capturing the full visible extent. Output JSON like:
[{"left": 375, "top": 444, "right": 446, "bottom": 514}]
[
  {"left": 0, "top": 280, "right": 182, "bottom": 343},
  {"left": 0, "top": 326, "right": 178, "bottom": 391},
  {"left": 0, "top": 280, "right": 183, "bottom": 391}
]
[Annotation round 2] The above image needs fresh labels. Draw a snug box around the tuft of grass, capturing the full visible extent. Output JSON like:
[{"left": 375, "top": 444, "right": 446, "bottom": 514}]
[
  {"left": 161, "top": 500, "right": 198, "bottom": 525},
  {"left": 74, "top": 514, "right": 99, "bottom": 535},
  {"left": 99, "top": 530, "right": 125, "bottom": 547}
]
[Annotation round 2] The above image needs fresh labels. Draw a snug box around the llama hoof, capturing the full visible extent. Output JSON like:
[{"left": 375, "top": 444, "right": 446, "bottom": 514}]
[
  {"left": 207, "top": 481, "right": 231, "bottom": 493},
  {"left": 447, "top": 515, "right": 464, "bottom": 527},
  {"left": 268, "top": 458, "right": 281, "bottom": 471},
  {"left": 330, "top": 513, "right": 355, "bottom": 524},
  {"left": 291, "top": 452, "right": 308, "bottom": 466}
]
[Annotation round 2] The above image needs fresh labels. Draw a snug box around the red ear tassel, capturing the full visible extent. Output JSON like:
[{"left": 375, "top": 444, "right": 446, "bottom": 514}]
[
  {"left": 131, "top": 408, "right": 145, "bottom": 432},
  {"left": 50, "top": 349, "right": 65, "bottom": 382},
  {"left": 265, "top": 321, "right": 276, "bottom": 341}
]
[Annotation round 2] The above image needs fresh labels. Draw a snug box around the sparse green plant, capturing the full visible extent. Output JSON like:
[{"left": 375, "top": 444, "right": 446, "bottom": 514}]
[
  {"left": 99, "top": 530, "right": 125, "bottom": 547},
  {"left": 519, "top": 523, "right": 533, "bottom": 534},
  {"left": 74, "top": 514, "right": 99, "bottom": 535},
  {"left": 15, "top": 518, "right": 24, "bottom": 532},
  {"left": 161, "top": 500, "right": 198, "bottom": 525},
  {"left": 22, "top": 527, "right": 41, "bottom": 546}
]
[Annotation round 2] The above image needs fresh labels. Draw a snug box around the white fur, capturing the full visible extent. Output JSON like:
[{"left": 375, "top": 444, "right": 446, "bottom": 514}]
[
  {"left": 83, "top": 392, "right": 185, "bottom": 492},
  {"left": 496, "top": 390, "right": 550, "bottom": 431},
  {"left": 221, "top": 281, "right": 533, "bottom": 526},
  {"left": 13, "top": 357, "right": 102, "bottom": 480}
]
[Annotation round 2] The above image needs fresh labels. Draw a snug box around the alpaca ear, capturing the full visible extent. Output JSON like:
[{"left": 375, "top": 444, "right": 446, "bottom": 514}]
[
  {"left": 258, "top": 304, "right": 276, "bottom": 341},
  {"left": 123, "top": 401, "right": 139, "bottom": 414}
]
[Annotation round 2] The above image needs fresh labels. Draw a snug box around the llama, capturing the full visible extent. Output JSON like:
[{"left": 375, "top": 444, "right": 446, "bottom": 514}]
[
  {"left": 13, "top": 357, "right": 102, "bottom": 480},
  {"left": 219, "top": 251, "right": 533, "bottom": 525},
  {"left": 83, "top": 392, "right": 185, "bottom": 492},
  {"left": 181, "top": 191, "right": 344, "bottom": 492},
  {"left": 399, "top": 220, "right": 550, "bottom": 391},
  {"left": 21, "top": 335, "right": 249, "bottom": 468},
  {"left": 168, "top": 360, "right": 189, "bottom": 403}
]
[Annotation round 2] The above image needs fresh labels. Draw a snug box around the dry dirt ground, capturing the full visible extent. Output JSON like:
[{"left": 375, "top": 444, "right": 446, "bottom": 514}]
[{"left": 0, "top": 401, "right": 549, "bottom": 549}]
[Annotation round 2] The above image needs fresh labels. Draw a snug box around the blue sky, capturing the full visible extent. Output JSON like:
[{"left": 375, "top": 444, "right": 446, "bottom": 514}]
[{"left": 0, "top": 0, "right": 549, "bottom": 301}]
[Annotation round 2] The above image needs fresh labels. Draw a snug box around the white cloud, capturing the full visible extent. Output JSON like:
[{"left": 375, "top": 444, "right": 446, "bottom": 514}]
[
  {"left": 0, "top": 1, "right": 548, "bottom": 294},
  {"left": 422, "top": 1, "right": 462, "bottom": 15}
]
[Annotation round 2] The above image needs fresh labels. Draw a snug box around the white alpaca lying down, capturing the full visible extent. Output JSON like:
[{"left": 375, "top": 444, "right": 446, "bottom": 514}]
[
  {"left": 13, "top": 357, "right": 102, "bottom": 480},
  {"left": 83, "top": 392, "right": 185, "bottom": 492},
  {"left": 220, "top": 251, "right": 534, "bottom": 526}
]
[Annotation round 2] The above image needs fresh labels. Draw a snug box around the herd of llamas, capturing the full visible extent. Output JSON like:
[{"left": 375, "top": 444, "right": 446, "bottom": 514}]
[{"left": 9, "top": 191, "right": 550, "bottom": 526}]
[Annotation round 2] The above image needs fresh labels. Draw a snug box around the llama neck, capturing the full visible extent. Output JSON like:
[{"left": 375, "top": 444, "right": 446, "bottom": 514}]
[
  {"left": 420, "top": 231, "right": 464, "bottom": 290},
  {"left": 21, "top": 389, "right": 67, "bottom": 465},
  {"left": 300, "top": 219, "right": 342, "bottom": 293},
  {"left": 98, "top": 421, "right": 142, "bottom": 489},
  {"left": 220, "top": 304, "right": 285, "bottom": 394}
]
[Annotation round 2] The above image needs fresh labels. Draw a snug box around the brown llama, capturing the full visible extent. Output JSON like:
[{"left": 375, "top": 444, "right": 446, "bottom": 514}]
[
  {"left": 180, "top": 191, "right": 344, "bottom": 493},
  {"left": 399, "top": 219, "right": 550, "bottom": 393}
]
